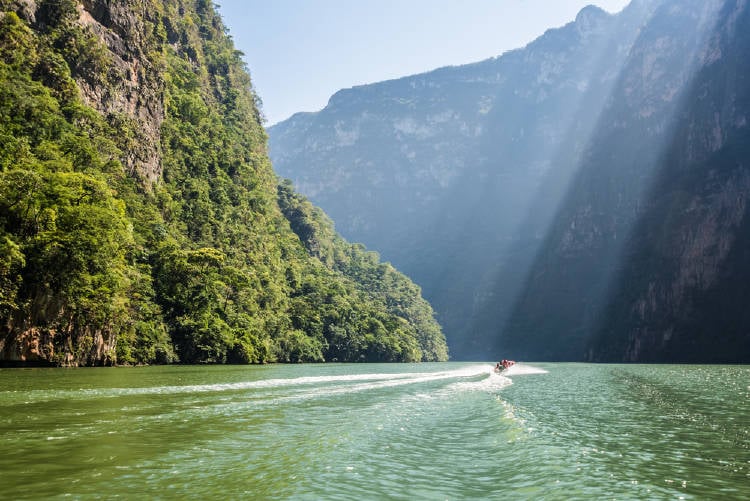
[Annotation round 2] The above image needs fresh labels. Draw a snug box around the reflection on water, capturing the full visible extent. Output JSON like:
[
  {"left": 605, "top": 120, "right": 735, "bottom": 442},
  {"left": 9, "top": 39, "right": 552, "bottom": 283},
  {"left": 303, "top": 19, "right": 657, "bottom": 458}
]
[{"left": 0, "top": 363, "right": 747, "bottom": 499}]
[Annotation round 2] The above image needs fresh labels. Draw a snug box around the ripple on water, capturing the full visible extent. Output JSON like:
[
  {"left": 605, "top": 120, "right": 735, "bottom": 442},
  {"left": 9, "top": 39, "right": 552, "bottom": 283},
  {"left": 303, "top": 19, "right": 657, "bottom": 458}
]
[{"left": 0, "top": 363, "right": 747, "bottom": 499}]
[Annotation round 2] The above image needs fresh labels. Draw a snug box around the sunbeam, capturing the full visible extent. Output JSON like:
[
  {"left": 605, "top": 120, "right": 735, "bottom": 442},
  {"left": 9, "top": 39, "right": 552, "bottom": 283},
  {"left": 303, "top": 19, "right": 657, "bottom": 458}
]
[
  {"left": 490, "top": 0, "right": 730, "bottom": 361},
  {"left": 458, "top": 1, "right": 660, "bottom": 359},
  {"left": 589, "top": 0, "right": 750, "bottom": 362},
  {"left": 265, "top": 0, "right": 750, "bottom": 364},
  {"left": 394, "top": 3, "right": 661, "bottom": 359}
]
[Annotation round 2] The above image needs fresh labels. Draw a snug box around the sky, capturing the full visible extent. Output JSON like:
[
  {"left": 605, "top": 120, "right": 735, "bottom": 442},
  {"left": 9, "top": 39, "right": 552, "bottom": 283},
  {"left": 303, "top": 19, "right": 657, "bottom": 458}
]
[{"left": 216, "top": 0, "right": 632, "bottom": 125}]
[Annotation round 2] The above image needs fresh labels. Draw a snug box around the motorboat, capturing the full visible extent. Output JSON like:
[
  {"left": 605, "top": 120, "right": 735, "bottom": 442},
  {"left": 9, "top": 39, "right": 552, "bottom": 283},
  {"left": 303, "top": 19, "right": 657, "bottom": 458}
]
[{"left": 494, "top": 359, "right": 515, "bottom": 373}]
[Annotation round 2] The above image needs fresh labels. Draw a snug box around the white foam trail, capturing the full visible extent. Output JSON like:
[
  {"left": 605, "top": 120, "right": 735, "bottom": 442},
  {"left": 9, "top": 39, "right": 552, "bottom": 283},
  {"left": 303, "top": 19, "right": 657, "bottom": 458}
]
[
  {"left": 446, "top": 370, "right": 513, "bottom": 392},
  {"left": 138, "top": 365, "right": 490, "bottom": 397},
  {"left": 129, "top": 365, "right": 499, "bottom": 420},
  {"left": 301, "top": 365, "right": 492, "bottom": 398},
  {"left": 202, "top": 365, "right": 501, "bottom": 414},
  {"left": 9, "top": 365, "right": 494, "bottom": 403},
  {"left": 501, "top": 364, "right": 548, "bottom": 376},
  {"left": 9, "top": 373, "right": 419, "bottom": 402}
]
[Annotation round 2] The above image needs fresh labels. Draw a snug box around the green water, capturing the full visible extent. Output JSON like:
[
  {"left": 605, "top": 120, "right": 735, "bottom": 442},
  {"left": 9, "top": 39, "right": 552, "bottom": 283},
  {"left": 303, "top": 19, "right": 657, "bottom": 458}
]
[{"left": 0, "top": 363, "right": 747, "bottom": 499}]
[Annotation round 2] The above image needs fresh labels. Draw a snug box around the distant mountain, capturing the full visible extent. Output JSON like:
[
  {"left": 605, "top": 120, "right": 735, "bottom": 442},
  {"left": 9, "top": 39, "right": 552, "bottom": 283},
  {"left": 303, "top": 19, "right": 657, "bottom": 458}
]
[
  {"left": 269, "top": 0, "right": 654, "bottom": 358},
  {"left": 269, "top": 0, "right": 750, "bottom": 362}
]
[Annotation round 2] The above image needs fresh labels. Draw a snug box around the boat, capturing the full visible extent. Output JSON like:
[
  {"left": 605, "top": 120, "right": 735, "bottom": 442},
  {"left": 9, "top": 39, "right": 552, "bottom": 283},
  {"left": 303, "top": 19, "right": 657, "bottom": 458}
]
[{"left": 494, "top": 359, "right": 515, "bottom": 373}]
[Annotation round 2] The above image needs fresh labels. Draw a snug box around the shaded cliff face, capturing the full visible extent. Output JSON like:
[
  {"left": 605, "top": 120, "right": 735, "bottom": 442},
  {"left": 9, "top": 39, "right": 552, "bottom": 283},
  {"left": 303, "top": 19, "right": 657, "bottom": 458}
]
[
  {"left": 0, "top": 0, "right": 447, "bottom": 365},
  {"left": 582, "top": 0, "right": 750, "bottom": 362},
  {"left": 269, "top": 1, "right": 657, "bottom": 358},
  {"left": 270, "top": 0, "right": 750, "bottom": 362},
  {"left": 497, "top": 0, "right": 745, "bottom": 361}
]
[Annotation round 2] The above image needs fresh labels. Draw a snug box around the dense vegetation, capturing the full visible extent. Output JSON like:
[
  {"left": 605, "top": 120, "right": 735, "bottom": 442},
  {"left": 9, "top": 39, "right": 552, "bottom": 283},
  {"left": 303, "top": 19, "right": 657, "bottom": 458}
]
[
  {"left": 278, "top": 180, "right": 448, "bottom": 362},
  {"left": 0, "top": 0, "right": 447, "bottom": 365}
]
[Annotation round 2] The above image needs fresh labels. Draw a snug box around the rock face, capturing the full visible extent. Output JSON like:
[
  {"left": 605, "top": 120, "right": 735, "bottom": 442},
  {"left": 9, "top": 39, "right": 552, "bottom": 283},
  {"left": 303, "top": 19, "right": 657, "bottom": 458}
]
[
  {"left": 8, "top": 0, "right": 165, "bottom": 183},
  {"left": 75, "top": 0, "right": 165, "bottom": 184},
  {"left": 580, "top": 0, "right": 750, "bottom": 362},
  {"left": 269, "top": 0, "right": 750, "bottom": 361},
  {"left": 498, "top": 0, "right": 750, "bottom": 362}
]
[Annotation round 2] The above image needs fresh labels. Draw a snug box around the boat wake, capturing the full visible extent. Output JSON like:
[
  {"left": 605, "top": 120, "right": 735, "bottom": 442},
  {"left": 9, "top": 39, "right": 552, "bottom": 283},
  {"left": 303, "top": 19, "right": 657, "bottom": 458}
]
[
  {"left": 8, "top": 364, "right": 509, "bottom": 404},
  {"left": 500, "top": 363, "right": 548, "bottom": 376}
]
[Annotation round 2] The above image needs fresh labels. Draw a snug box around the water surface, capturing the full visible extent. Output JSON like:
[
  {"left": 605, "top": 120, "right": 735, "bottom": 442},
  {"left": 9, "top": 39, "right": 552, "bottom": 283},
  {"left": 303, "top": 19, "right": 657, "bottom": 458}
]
[{"left": 1, "top": 363, "right": 747, "bottom": 499}]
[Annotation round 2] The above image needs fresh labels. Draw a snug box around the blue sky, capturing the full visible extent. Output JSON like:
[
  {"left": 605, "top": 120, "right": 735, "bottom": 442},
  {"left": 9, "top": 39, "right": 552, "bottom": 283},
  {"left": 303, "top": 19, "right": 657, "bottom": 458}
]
[{"left": 217, "top": 0, "right": 631, "bottom": 125}]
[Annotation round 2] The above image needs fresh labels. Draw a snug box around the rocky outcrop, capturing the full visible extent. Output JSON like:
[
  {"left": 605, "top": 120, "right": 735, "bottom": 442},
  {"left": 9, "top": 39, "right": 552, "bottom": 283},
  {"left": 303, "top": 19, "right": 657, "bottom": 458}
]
[
  {"left": 0, "top": 292, "right": 116, "bottom": 366},
  {"left": 5, "top": 0, "right": 164, "bottom": 184},
  {"left": 75, "top": 0, "right": 165, "bottom": 184},
  {"left": 0, "top": 325, "right": 116, "bottom": 366}
]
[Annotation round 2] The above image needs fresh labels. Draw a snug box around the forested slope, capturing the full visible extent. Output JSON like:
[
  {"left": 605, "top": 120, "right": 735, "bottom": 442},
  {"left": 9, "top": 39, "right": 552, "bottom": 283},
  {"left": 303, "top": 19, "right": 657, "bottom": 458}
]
[{"left": 0, "top": 0, "right": 447, "bottom": 365}]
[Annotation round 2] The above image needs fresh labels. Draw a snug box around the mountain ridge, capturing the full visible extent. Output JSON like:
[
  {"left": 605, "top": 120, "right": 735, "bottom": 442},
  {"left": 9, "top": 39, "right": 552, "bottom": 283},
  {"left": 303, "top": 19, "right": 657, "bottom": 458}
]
[
  {"left": 269, "top": 0, "right": 750, "bottom": 362},
  {"left": 269, "top": 0, "right": 654, "bottom": 359}
]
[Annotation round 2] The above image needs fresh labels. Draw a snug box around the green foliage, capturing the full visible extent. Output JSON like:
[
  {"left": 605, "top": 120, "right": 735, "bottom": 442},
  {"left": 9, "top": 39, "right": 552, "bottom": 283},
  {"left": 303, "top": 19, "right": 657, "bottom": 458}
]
[
  {"left": 0, "top": 234, "right": 24, "bottom": 317},
  {"left": 0, "top": 1, "right": 447, "bottom": 365},
  {"left": 278, "top": 180, "right": 449, "bottom": 361}
]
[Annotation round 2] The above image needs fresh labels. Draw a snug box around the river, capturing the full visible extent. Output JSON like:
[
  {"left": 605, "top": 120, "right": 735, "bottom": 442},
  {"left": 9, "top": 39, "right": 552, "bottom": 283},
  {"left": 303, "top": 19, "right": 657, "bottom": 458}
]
[{"left": 0, "top": 363, "right": 748, "bottom": 499}]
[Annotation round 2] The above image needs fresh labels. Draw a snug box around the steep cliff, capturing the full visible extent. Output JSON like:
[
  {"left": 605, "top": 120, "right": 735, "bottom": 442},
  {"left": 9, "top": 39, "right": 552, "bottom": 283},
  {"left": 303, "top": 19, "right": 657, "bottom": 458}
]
[
  {"left": 270, "top": 0, "right": 750, "bottom": 362},
  {"left": 498, "top": 0, "right": 746, "bottom": 361},
  {"left": 0, "top": 0, "right": 447, "bottom": 365},
  {"left": 584, "top": 0, "right": 750, "bottom": 362}
]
